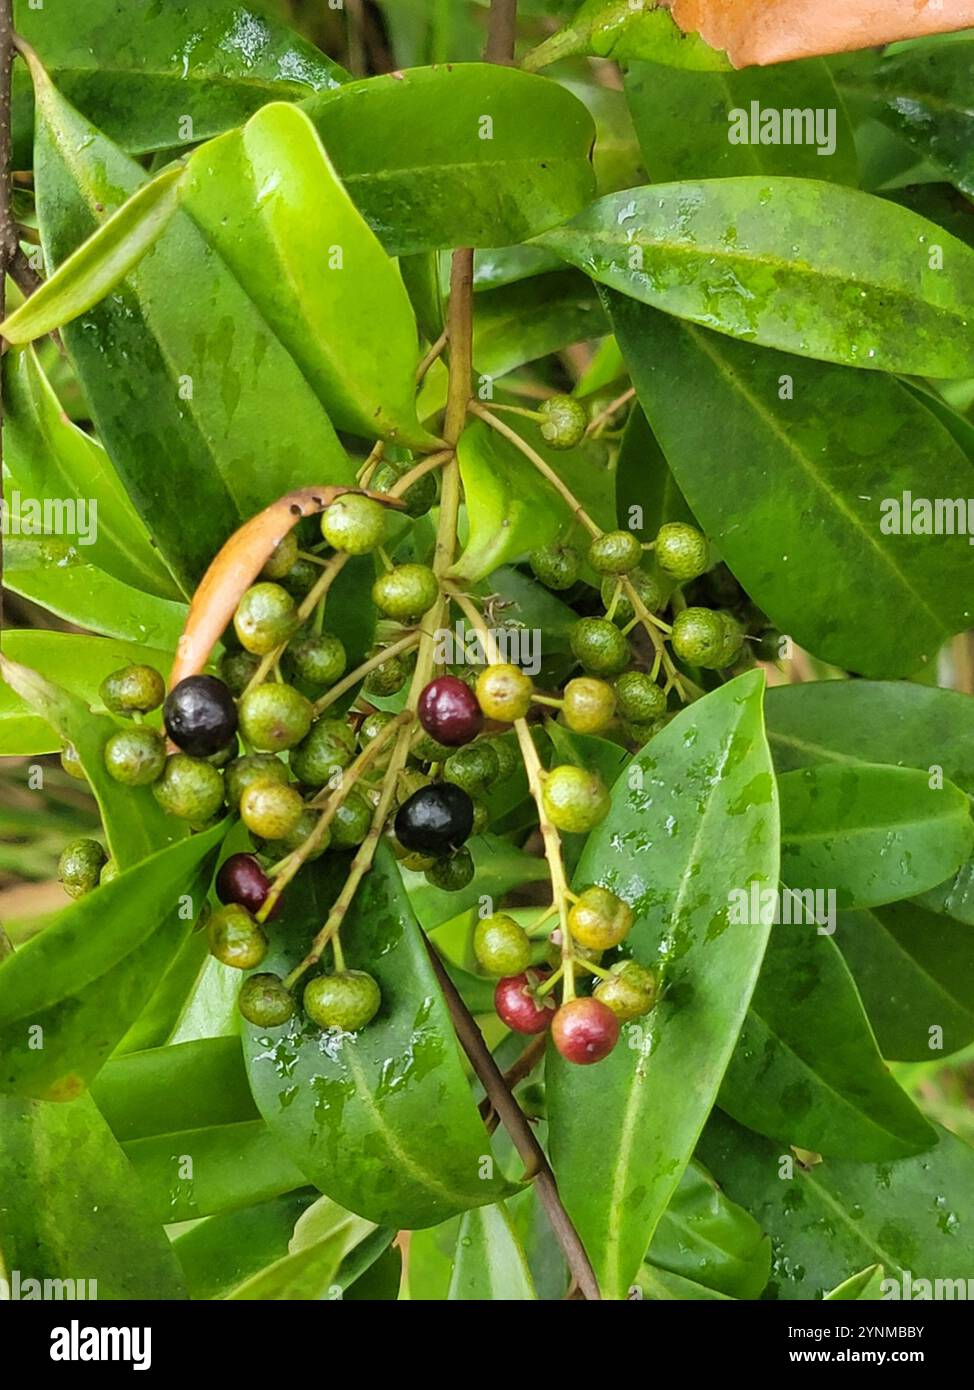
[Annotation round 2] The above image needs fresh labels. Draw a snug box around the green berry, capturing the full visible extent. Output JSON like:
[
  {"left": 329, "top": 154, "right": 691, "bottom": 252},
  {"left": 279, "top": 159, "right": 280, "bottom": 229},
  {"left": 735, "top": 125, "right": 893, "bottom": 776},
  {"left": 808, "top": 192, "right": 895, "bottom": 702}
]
[
  {"left": 290, "top": 718, "right": 356, "bottom": 787},
  {"left": 58, "top": 837, "right": 107, "bottom": 899},
  {"left": 474, "top": 913, "right": 532, "bottom": 977},
  {"left": 670, "top": 606, "right": 726, "bottom": 669},
  {"left": 60, "top": 741, "right": 88, "bottom": 783},
  {"left": 239, "top": 973, "right": 295, "bottom": 1027},
  {"left": 373, "top": 459, "right": 437, "bottom": 518},
  {"left": 399, "top": 848, "right": 436, "bottom": 872},
  {"left": 614, "top": 671, "right": 667, "bottom": 724},
  {"left": 103, "top": 726, "right": 166, "bottom": 786},
  {"left": 208, "top": 903, "right": 267, "bottom": 970},
  {"left": 396, "top": 768, "right": 432, "bottom": 803},
  {"left": 371, "top": 564, "right": 439, "bottom": 622},
  {"left": 226, "top": 753, "right": 289, "bottom": 809},
  {"left": 321, "top": 494, "right": 386, "bottom": 555},
  {"left": 443, "top": 740, "right": 500, "bottom": 796},
  {"left": 153, "top": 755, "right": 225, "bottom": 823},
  {"left": 587, "top": 530, "right": 642, "bottom": 576},
  {"left": 289, "top": 632, "right": 347, "bottom": 688},
  {"left": 220, "top": 649, "right": 261, "bottom": 698},
  {"left": 483, "top": 736, "right": 519, "bottom": 782},
  {"left": 570, "top": 617, "right": 630, "bottom": 677},
  {"left": 99, "top": 663, "right": 165, "bottom": 715},
  {"left": 594, "top": 960, "right": 657, "bottom": 1022},
  {"left": 568, "top": 885, "right": 633, "bottom": 950},
  {"left": 240, "top": 778, "right": 304, "bottom": 840},
  {"left": 359, "top": 710, "right": 396, "bottom": 748},
  {"left": 562, "top": 677, "right": 616, "bottom": 735},
  {"left": 475, "top": 664, "right": 533, "bottom": 722},
  {"left": 363, "top": 653, "right": 410, "bottom": 696},
  {"left": 238, "top": 683, "right": 313, "bottom": 752},
  {"left": 654, "top": 522, "right": 709, "bottom": 582},
  {"left": 622, "top": 717, "right": 665, "bottom": 747},
  {"left": 424, "top": 846, "right": 475, "bottom": 892},
  {"left": 281, "top": 557, "right": 319, "bottom": 598},
  {"left": 530, "top": 543, "right": 580, "bottom": 591},
  {"left": 331, "top": 790, "right": 372, "bottom": 847},
  {"left": 263, "top": 808, "right": 329, "bottom": 861},
  {"left": 234, "top": 583, "right": 298, "bottom": 656},
  {"left": 542, "top": 765, "right": 610, "bottom": 834},
  {"left": 716, "top": 610, "right": 745, "bottom": 667},
  {"left": 304, "top": 970, "right": 381, "bottom": 1031},
  {"left": 601, "top": 569, "right": 663, "bottom": 626},
  {"left": 100, "top": 858, "right": 119, "bottom": 886},
  {"left": 471, "top": 797, "right": 490, "bottom": 836},
  {"left": 261, "top": 531, "right": 299, "bottom": 581},
  {"left": 410, "top": 731, "right": 454, "bottom": 764},
  {"left": 538, "top": 395, "right": 586, "bottom": 450}
]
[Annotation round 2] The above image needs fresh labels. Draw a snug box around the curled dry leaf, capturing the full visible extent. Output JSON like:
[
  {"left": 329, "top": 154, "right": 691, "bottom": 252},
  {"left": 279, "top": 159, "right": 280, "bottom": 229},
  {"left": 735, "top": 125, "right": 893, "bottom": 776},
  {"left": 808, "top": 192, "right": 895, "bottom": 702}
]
[
  {"left": 167, "top": 486, "right": 404, "bottom": 690},
  {"left": 669, "top": 0, "right": 972, "bottom": 66}
]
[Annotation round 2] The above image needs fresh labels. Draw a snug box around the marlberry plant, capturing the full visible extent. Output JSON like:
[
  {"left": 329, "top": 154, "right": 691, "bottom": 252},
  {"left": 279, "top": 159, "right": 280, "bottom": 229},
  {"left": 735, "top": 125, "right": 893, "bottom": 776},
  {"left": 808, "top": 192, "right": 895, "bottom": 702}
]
[{"left": 0, "top": 0, "right": 972, "bottom": 1314}]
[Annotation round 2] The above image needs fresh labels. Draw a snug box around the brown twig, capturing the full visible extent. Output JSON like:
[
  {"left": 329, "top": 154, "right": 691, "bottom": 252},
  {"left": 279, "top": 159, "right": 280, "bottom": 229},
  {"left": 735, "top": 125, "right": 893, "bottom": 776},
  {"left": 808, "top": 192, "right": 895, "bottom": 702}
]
[
  {"left": 484, "top": 0, "right": 519, "bottom": 63},
  {"left": 425, "top": 938, "right": 601, "bottom": 1301},
  {"left": 479, "top": 1034, "right": 547, "bottom": 1129}
]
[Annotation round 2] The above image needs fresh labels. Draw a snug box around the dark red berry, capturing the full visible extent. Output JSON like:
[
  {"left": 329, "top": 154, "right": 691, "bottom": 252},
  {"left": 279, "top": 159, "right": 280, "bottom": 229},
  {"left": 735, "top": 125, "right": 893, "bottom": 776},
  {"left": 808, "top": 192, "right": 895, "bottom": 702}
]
[
  {"left": 394, "top": 782, "right": 474, "bottom": 857},
  {"left": 494, "top": 970, "right": 556, "bottom": 1035},
  {"left": 216, "top": 852, "right": 280, "bottom": 918},
  {"left": 552, "top": 997, "right": 620, "bottom": 1065},
  {"left": 417, "top": 676, "right": 483, "bottom": 747},
  {"left": 164, "top": 675, "right": 238, "bottom": 758}
]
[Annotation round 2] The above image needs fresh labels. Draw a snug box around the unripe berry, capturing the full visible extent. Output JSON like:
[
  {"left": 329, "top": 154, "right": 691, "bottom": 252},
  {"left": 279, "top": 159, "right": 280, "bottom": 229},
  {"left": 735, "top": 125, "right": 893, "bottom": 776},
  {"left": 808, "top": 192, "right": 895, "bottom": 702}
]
[
  {"left": 371, "top": 564, "right": 439, "bottom": 622},
  {"left": 373, "top": 459, "right": 437, "bottom": 518},
  {"left": 208, "top": 903, "right": 267, "bottom": 970},
  {"left": 60, "top": 741, "right": 88, "bottom": 783},
  {"left": 552, "top": 996, "right": 619, "bottom": 1064},
  {"left": 654, "top": 522, "right": 709, "bottom": 582},
  {"left": 614, "top": 671, "right": 666, "bottom": 724},
  {"left": 226, "top": 753, "right": 290, "bottom": 809},
  {"left": 538, "top": 395, "right": 586, "bottom": 450},
  {"left": 542, "top": 765, "right": 610, "bottom": 834},
  {"left": 240, "top": 778, "right": 304, "bottom": 840},
  {"left": 261, "top": 531, "right": 299, "bottom": 581},
  {"left": 262, "top": 807, "right": 329, "bottom": 861},
  {"left": 289, "top": 717, "right": 356, "bottom": 787},
  {"left": 594, "top": 960, "right": 657, "bottom": 1022},
  {"left": 602, "top": 569, "right": 664, "bottom": 625},
  {"left": 364, "top": 653, "right": 410, "bottom": 696},
  {"left": 103, "top": 726, "right": 166, "bottom": 786},
  {"left": 153, "top": 755, "right": 225, "bottom": 823},
  {"left": 670, "top": 606, "right": 727, "bottom": 669},
  {"left": 443, "top": 740, "right": 500, "bottom": 796},
  {"left": 568, "top": 885, "right": 633, "bottom": 950},
  {"left": 587, "top": 530, "right": 642, "bottom": 576},
  {"left": 716, "top": 610, "right": 745, "bottom": 667},
  {"left": 562, "top": 677, "right": 616, "bottom": 735},
  {"left": 239, "top": 973, "right": 295, "bottom": 1027},
  {"left": 475, "top": 664, "right": 533, "bottom": 722},
  {"left": 570, "top": 617, "right": 630, "bottom": 677},
  {"left": 474, "top": 913, "right": 532, "bottom": 976},
  {"left": 234, "top": 583, "right": 298, "bottom": 656},
  {"left": 304, "top": 970, "right": 381, "bottom": 1031},
  {"left": 100, "top": 663, "right": 165, "bottom": 715},
  {"left": 289, "top": 633, "right": 346, "bottom": 688},
  {"left": 238, "top": 683, "right": 312, "bottom": 752},
  {"left": 331, "top": 790, "right": 373, "bottom": 847},
  {"left": 418, "top": 676, "right": 483, "bottom": 747},
  {"left": 494, "top": 969, "right": 556, "bottom": 1033},
  {"left": 530, "top": 543, "right": 581, "bottom": 591},
  {"left": 58, "top": 837, "right": 107, "bottom": 899},
  {"left": 424, "top": 846, "right": 475, "bottom": 892},
  {"left": 321, "top": 494, "right": 386, "bottom": 554},
  {"left": 220, "top": 649, "right": 261, "bottom": 697}
]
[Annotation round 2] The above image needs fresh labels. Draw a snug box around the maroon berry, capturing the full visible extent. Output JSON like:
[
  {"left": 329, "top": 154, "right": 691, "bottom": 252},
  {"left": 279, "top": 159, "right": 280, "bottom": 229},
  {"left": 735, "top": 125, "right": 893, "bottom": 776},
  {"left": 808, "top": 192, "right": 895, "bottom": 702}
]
[
  {"left": 552, "top": 997, "right": 620, "bottom": 1065},
  {"left": 494, "top": 970, "right": 556, "bottom": 1035},
  {"left": 417, "top": 676, "right": 483, "bottom": 747},
  {"left": 216, "top": 853, "right": 281, "bottom": 919}
]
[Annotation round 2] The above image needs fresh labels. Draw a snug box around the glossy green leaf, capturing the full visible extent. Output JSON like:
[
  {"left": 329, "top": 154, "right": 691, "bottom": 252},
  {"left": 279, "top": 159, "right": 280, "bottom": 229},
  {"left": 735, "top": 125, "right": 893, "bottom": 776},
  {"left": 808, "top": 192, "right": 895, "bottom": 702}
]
[
  {"left": 173, "top": 1192, "right": 317, "bottom": 1300},
  {"left": 699, "top": 1112, "right": 974, "bottom": 1300},
  {"left": 0, "top": 652, "right": 180, "bottom": 865},
  {"left": 565, "top": 79, "right": 647, "bottom": 197},
  {"left": 647, "top": 1160, "right": 771, "bottom": 1299},
  {"left": 0, "top": 631, "right": 174, "bottom": 756},
  {"left": 833, "top": 39, "right": 974, "bottom": 198},
  {"left": 615, "top": 404, "right": 693, "bottom": 541},
  {"left": 33, "top": 74, "right": 353, "bottom": 591},
  {"left": 837, "top": 903, "right": 974, "bottom": 1062},
  {"left": 224, "top": 1194, "right": 374, "bottom": 1300},
  {"left": 0, "top": 1092, "right": 186, "bottom": 1298},
  {"left": 779, "top": 764, "right": 973, "bottom": 910},
  {"left": 3, "top": 536, "right": 187, "bottom": 648},
  {"left": 92, "top": 1038, "right": 257, "bottom": 1143},
  {"left": 609, "top": 297, "right": 974, "bottom": 677},
  {"left": 448, "top": 1202, "right": 537, "bottom": 1300},
  {"left": 180, "top": 102, "right": 433, "bottom": 449},
  {"left": 2, "top": 163, "right": 181, "bottom": 344},
  {"left": 0, "top": 821, "right": 224, "bottom": 1099},
  {"left": 634, "top": 1265, "right": 731, "bottom": 1300},
  {"left": 625, "top": 59, "right": 858, "bottom": 184},
  {"left": 304, "top": 65, "right": 597, "bottom": 256},
  {"left": 538, "top": 181, "right": 974, "bottom": 377},
  {"left": 720, "top": 928, "right": 936, "bottom": 1159},
  {"left": 11, "top": 0, "right": 347, "bottom": 164},
  {"left": 403, "top": 834, "right": 549, "bottom": 933},
  {"left": 243, "top": 845, "right": 513, "bottom": 1229},
  {"left": 547, "top": 672, "right": 779, "bottom": 1299},
  {"left": 824, "top": 1264, "right": 887, "bottom": 1300},
  {"left": 3, "top": 347, "right": 179, "bottom": 599},
  {"left": 522, "top": 0, "right": 730, "bottom": 73}
]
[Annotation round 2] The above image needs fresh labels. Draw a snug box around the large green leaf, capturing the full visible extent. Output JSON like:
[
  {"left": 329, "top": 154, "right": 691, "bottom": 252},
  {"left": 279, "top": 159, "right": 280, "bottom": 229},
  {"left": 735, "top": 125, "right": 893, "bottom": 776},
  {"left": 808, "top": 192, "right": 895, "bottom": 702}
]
[
  {"left": 180, "top": 102, "right": 432, "bottom": 448},
  {"left": 833, "top": 39, "right": 974, "bottom": 198},
  {"left": 32, "top": 73, "right": 353, "bottom": 592},
  {"left": 173, "top": 1191, "right": 317, "bottom": 1300},
  {"left": 538, "top": 181, "right": 974, "bottom": 377},
  {"left": 242, "top": 845, "right": 513, "bottom": 1230},
  {"left": 779, "top": 763, "right": 973, "bottom": 910},
  {"left": 547, "top": 672, "right": 779, "bottom": 1299},
  {"left": 0, "top": 821, "right": 224, "bottom": 1099},
  {"left": 0, "top": 1092, "right": 186, "bottom": 1298},
  {"left": 699, "top": 1112, "right": 974, "bottom": 1300},
  {"left": 625, "top": 59, "right": 858, "bottom": 184},
  {"left": 0, "top": 652, "right": 180, "bottom": 865},
  {"left": 615, "top": 404, "right": 693, "bottom": 539},
  {"left": 224, "top": 1194, "right": 375, "bottom": 1300},
  {"left": 646, "top": 1159, "right": 771, "bottom": 1299},
  {"left": 838, "top": 902, "right": 974, "bottom": 1062},
  {"left": 522, "top": 0, "right": 731, "bottom": 73},
  {"left": 609, "top": 297, "right": 974, "bottom": 677},
  {"left": 448, "top": 1203, "right": 537, "bottom": 1300},
  {"left": 11, "top": 0, "right": 347, "bottom": 164},
  {"left": 92, "top": 1038, "right": 258, "bottom": 1142},
  {"left": 3, "top": 347, "right": 179, "bottom": 599},
  {"left": 303, "top": 65, "right": 597, "bottom": 256},
  {"left": 720, "top": 928, "right": 936, "bottom": 1159},
  {"left": 0, "top": 631, "right": 174, "bottom": 756}
]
